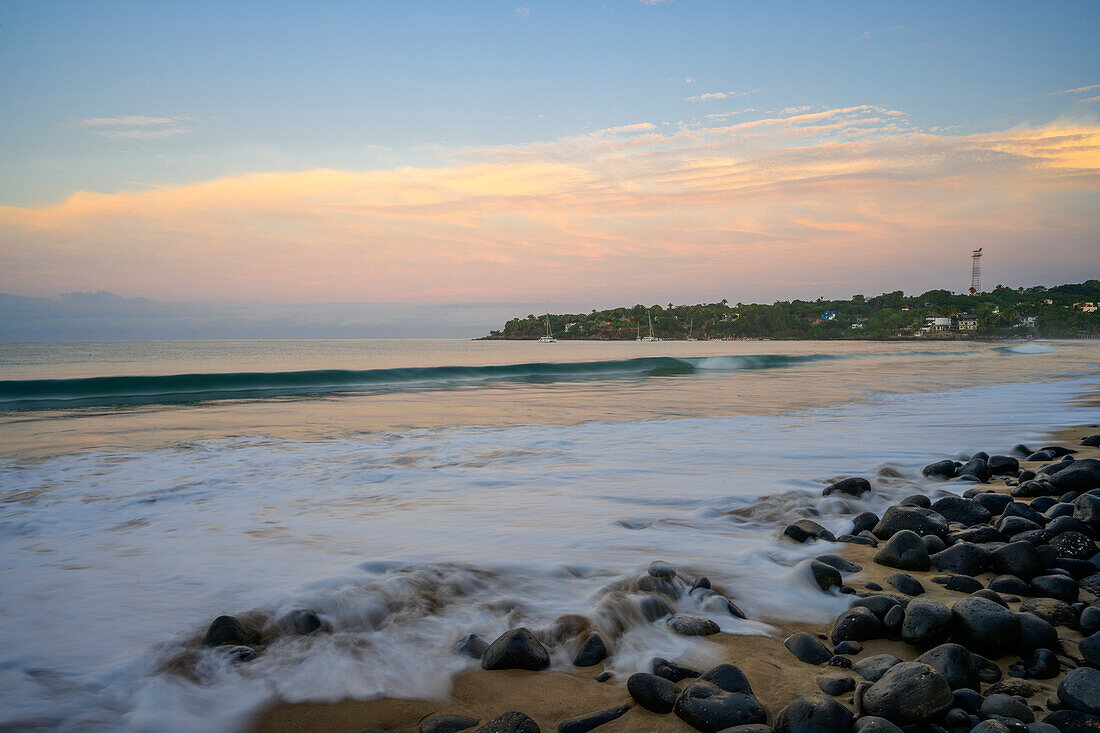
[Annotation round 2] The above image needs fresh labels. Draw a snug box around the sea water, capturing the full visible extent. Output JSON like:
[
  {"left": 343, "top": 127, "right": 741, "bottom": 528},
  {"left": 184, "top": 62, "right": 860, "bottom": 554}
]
[{"left": 0, "top": 339, "right": 1097, "bottom": 731}]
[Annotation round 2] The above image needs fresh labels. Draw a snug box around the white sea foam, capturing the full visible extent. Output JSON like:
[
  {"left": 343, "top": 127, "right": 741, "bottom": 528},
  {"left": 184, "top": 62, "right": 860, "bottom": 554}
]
[{"left": 0, "top": 376, "right": 1095, "bottom": 731}]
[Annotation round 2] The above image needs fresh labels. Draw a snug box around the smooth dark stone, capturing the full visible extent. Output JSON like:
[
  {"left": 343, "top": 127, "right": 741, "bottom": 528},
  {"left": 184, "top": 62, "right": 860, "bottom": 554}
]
[
  {"left": 989, "top": 575, "right": 1031, "bottom": 595},
  {"left": 668, "top": 615, "right": 720, "bottom": 636},
  {"left": 1084, "top": 435, "right": 1100, "bottom": 448},
  {"left": 474, "top": 712, "right": 540, "bottom": 733},
  {"left": 816, "top": 674, "right": 855, "bottom": 696},
  {"left": 853, "top": 512, "right": 880, "bottom": 534},
  {"left": 810, "top": 561, "right": 842, "bottom": 592},
  {"left": 882, "top": 605, "right": 903, "bottom": 633},
  {"left": 952, "top": 595, "right": 1022, "bottom": 658},
  {"left": 674, "top": 680, "right": 767, "bottom": 732},
  {"left": 872, "top": 506, "right": 949, "bottom": 539},
  {"left": 972, "top": 588, "right": 1009, "bottom": 607},
  {"left": 886, "top": 572, "right": 925, "bottom": 596},
  {"left": 1080, "top": 632, "right": 1100, "bottom": 668},
  {"left": 864, "top": 582, "right": 882, "bottom": 591},
  {"left": 853, "top": 654, "right": 902, "bottom": 682},
  {"left": 700, "top": 664, "right": 754, "bottom": 694},
  {"left": 1052, "top": 460, "right": 1100, "bottom": 494},
  {"left": 1017, "top": 612, "right": 1059, "bottom": 654},
  {"left": 981, "top": 693, "right": 1035, "bottom": 723},
  {"left": 203, "top": 615, "right": 260, "bottom": 647},
  {"left": 652, "top": 656, "right": 700, "bottom": 682},
  {"left": 932, "top": 496, "right": 992, "bottom": 527},
  {"left": 420, "top": 714, "right": 480, "bottom": 733},
  {"left": 953, "top": 687, "right": 984, "bottom": 714},
  {"left": 1031, "top": 496, "right": 1059, "bottom": 513},
  {"left": 692, "top": 577, "right": 711, "bottom": 591},
  {"left": 1011, "top": 444, "right": 1035, "bottom": 459},
  {"left": 1060, "top": 667, "right": 1100, "bottom": 716},
  {"left": 481, "top": 628, "right": 550, "bottom": 671},
  {"left": 627, "top": 672, "right": 679, "bottom": 713},
  {"left": 279, "top": 609, "right": 322, "bottom": 636},
  {"left": 816, "top": 554, "right": 862, "bottom": 573},
  {"left": 998, "top": 515, "right": 1042, "bottom": 536},
  {"left": 991, "top": 542, "right": 1044, "bottom": 581},
  {"left": 1028, "top": 450, "right": 1056, "bottom": 462},
  {"left": 959, "top": 457, "right": 992, "bottom": 482},
  {"left": 853, "top": 717, "right": 903, "bottom": 733},
  {"left": 901, "top": 494, "right": 933, "bottom": 508},
  {"left": 647, "top": 560, "right": 676, "bottom": 579},
  {"left": 834, "top": 641, "right": 863, "bottom": 655},
  {"left": 949, "top": 524, "right": 1006, "bottom": 544},
  {"left": 456, "top": 633, "right": 488, "bottom": 659},
  {"left": 1043, "top": 709, "right": 1100, "bottom": 732},
  {"left": 572, "top": 631, "right": 609, "bottom": 667},
  {"left": 990, "top": 456, "right": 1021, "bottom": 475},
  {"left": 596, "top": 671, "right": 612, "bottom": 683},
  {"left": 1016, "top": 647, "right": 1061, "bottom": 679},
  {"left": 784, "top": 520, "right": 836, "bottom": 544},
  {"left": 916, "top": 643, "right": 980, "bottom": 691},
  {"left": 875, "top": 530, "right": 931, "bottom": 571},
  {"left": 556, "top": 705, "right": 629, "bottom": 733},
  {"left": 838, "top": 534, "right": 877, "bottom": 546},
  {"left": 1049, "top": 502, "right": 1077, "bottom": 519},
  {"left": 1030, "top": 574, "right": 1080, "bottom": 603},
  {"left": 978, "top": 492, "right": 1015, "bottom": 515},
  {"left": 1012, "top": 480, "right": 1059, "bottom": 499},
  {"left": 774, "top": 694, "right": 853, "bottom": 733},
  {"left": 1082, "top": 574, "right": 1100, "bottom": 596},
  {"left": 931, "top": 543, "right": 990, "bottom": 576},
  {"left": 824, "top": 477, "right": 872, "bottom": 497},
  {"left": 924, "top": 460, "right": 958, "bottom": 480},
  {"left": 1004, "top": 502, "right": 1048, "bottom": 526},
  {"left": 828, "top": 655, "right": 852, "bottom": 668},
  {"left": 1082, "top": 606, "right": 1100, "bottom": 636},
  {"left": 1049, "top": 515, "right": 1097, "bottom": 538},
  {"left": 1019, "top": 597, "right": 1076, "bottom": 626},
  {"left": 923, "top": 535, "right": 947, "bottom": 555},
  {"left": 861, "top": 662, "right": 954, "bottom": 725},
  {"left": 901, "top": 598, "right": 953, "bottom": 647},
  {"left": 785, "top": 632, "right": 833, "bottom": 665},
  {"left": 851, "top": 595, "right": 905, "bottom": 619},
  {"left": 972, "top": 652, "right": 1003, "bottom": 683}
]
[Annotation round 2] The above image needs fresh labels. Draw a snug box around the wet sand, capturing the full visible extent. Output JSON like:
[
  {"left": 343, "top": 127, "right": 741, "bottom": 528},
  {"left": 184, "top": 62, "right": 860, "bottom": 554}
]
[{"left": 250, "top": 422, "right": 1100, "bottom": 733}]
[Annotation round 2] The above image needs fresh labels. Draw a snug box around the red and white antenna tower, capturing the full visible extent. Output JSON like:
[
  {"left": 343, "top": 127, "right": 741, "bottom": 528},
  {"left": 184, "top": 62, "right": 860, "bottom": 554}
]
[{"left": 969, "top": 248, "right": 982, "bottom": 294}]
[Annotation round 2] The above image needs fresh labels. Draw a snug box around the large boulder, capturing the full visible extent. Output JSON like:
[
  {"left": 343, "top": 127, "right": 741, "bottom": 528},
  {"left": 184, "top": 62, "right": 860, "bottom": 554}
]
[
  {"left": 952, "top": 595, "right": 1021, "bottom": 658},
  {"left": 203, "top": 615, "right": 260, "bottom": 647},
  {"left": 572, "top": 631, "right": 609, "bottom": 667},
  {"left": 989, "top": 541, "right": 1044, "bottom": 581},
  {"left": 930, "top": 543, "right": 990, "bottom": 577},
  {"left": 853, "top": 654, "right": 902, "bottom": 682},
  {"left": 861, "top": 662, "right": 953, "bottom": 725},
  {"left": 988, "top": 455, "right": 1020, "bottom": 475},
  {"left": 831, "top": 606, "right": 886, "bottom": 645},
  {"left": 915, "top": 643, "right": 980, "bottom": 691},
  {"left": 874, "top": 530, "right": 930, "bottom": 571},
  {"left": 557, "top": 705, "right": 629, "bottom": 733},
  {"left": 674, "top": 680, "right": 767, "bottom": 732},
  {"left": 931, "top": 497, "right": 992, "bottom": 527},
  {"left": 1051, "top": 460, "right": 1100, "bottom": 494},
  {"left": 481, "top": 628, "right": 550, "bottom": 671},
  {"left": 1060, "top": 667, "right": 1100, "bottom": 717},
  {"left": 872, "top": 506, "right": 949, "bottom": 539},
  {"left": 774, "top": 694, "right": 853, "bottom": 733},
  {"left": 627, "top": 672, "right": 679, "bottom": 713},
  {"left": 923, "top": 460, "right": 958, "bottom": 479},
  {"left": 901, "top": 599, "right": 954, "bottom": 647}
]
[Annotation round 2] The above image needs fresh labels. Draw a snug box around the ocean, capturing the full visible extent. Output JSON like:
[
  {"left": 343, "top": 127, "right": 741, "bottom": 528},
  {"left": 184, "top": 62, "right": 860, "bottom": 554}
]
[{"left": 0, "top": 339, "right": 1097, "bottom": 731}]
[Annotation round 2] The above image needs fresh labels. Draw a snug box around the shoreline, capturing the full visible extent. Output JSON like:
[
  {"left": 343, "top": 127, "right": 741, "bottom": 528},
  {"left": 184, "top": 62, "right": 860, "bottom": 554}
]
[{"left": 246, "top": 421, "right": 1100, "bottom": 733}]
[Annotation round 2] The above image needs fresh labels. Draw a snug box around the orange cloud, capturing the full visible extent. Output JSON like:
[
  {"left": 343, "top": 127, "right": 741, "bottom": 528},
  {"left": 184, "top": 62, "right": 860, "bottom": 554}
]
[{"left": 1, "top": 108, "right": 1098, "bottom": 302}]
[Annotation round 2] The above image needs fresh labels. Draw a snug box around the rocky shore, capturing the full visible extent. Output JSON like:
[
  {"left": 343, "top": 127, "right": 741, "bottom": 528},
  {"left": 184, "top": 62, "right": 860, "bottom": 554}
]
[{"left": 231, "top": 426, "right": 1100, "bottom": 733}]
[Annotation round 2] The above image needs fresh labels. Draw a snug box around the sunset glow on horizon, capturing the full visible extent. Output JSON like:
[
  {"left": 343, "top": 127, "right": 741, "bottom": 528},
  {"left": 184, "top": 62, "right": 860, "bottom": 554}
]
[{"left": 2, "top": 1, "right": 1098, "bottom": 306}]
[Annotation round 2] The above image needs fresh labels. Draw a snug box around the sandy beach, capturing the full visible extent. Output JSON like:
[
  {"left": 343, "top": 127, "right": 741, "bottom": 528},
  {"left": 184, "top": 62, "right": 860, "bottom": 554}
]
[{"left": 246, "top": 422, "right": 1100, "bottom": 733}]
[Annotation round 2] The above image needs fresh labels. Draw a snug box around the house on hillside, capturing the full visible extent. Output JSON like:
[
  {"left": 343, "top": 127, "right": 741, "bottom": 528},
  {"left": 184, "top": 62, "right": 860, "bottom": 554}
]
[
  {"left": 921, "top": 315, "right": 953, "bottom": 336},
  {"left": 956, "top": 314, "right": 979, "bottom": 332},
  {"left": 821, "top": 310, "right": 837, "bottom": 321},
  {"left": 1074, "top": 301, "right": 1097, "bottom": 313}
]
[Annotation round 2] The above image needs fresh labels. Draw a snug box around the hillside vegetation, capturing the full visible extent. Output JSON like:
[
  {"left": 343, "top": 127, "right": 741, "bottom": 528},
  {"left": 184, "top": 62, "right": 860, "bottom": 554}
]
[{"left": 486, "top": 281, "right": 1100, "bottom": 340}]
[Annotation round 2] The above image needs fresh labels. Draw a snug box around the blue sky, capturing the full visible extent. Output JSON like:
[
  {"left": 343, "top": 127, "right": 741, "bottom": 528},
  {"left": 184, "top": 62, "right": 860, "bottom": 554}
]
[
  {"left": 0, "top": 1, "right": 1097, "bottom": 305},
  {"left": 3, "top": 0, "right": 1096, "bottom": 204}
]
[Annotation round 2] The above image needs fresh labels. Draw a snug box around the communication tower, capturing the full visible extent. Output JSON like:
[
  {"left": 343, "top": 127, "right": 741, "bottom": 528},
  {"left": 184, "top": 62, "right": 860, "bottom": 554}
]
[{"left": 969, "top": 248, "right": 982, "bottom": 294}]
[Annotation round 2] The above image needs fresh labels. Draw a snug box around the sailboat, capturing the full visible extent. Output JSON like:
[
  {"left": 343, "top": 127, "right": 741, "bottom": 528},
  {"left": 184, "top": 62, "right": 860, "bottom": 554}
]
[
  {"left": 538, "top": 313, "right": 556, "bottom": 343},
  {"left": 686, "top": 317, "right": 697, "bottom": 341},
  {"left": 640, "top": 312, "right": 658, "bottom": 342}
]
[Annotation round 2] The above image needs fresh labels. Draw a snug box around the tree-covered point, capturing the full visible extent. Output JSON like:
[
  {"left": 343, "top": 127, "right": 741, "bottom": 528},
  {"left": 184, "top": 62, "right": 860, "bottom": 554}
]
[{"left": 484, "top": 281, "right": 1100, "bottom": 340}]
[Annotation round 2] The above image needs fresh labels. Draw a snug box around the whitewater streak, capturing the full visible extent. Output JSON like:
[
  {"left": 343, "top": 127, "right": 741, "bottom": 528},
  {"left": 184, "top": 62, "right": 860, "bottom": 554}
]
[{"left": 0, "top": 347, "right": 1045, "bottom": 410}]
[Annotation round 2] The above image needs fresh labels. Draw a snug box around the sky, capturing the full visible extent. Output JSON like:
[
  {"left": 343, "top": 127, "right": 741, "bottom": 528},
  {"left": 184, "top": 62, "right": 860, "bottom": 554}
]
[{"left": 1, "top": 0, "right": 1098, "bottom": 315}]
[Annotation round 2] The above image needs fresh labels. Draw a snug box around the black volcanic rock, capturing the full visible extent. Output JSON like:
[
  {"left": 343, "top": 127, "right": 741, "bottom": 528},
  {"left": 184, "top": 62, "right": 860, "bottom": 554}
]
[
  {"left": 785, "top": 632, "right": 832, "bottom": 665},
  {"left": 951, "top": 595, "right": 1021, "bottom": 658},
  {"left": 861, "top": 662, "right": 953, "bottom": 725},
  {"left": 774, "top": 694, "right": 853, "bottom": 733},
  {"left": 674, "top": 679, "right": 767, "bottom": 732},
  {"left": 784, "top": 520, "right": 836, "bottom": 543},
  {"left": 823, "top": 477, "right": 872, "bottom": 497},
  {"left": 627, "top": 672, "right": 679, "bottom": 713},
  {"left": 874, "top": 530, "right": 930, "bottom": 571},
  {"left": 481, "top": 628, "right": 550, "bottom": 671}
]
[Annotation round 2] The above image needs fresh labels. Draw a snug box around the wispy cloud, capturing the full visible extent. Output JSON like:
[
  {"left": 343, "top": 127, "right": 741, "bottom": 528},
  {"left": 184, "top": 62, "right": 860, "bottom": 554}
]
[
  {"left": 6, "top": 107, "right": 1098, "bottom": 302},
  {"left": 74, "top": 115, "right": 191, "bottom": 139},
  {"left": 683, "top": 89, "right": 758, "bottom": 103},
  {"left": 1052, "top": 83, "right": 1100, "bottom": 96},
  {"left": 515, "top": 7, "right": 530, "bottom": 17},
  {"left": 853, "top": 31, "right": 871, "bottom": 42}
]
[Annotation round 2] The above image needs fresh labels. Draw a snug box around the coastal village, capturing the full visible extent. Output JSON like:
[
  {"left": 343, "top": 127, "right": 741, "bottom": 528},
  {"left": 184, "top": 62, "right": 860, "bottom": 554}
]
[{"left": 487, "top": 282, "right": 1100, "bottom": 342}]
